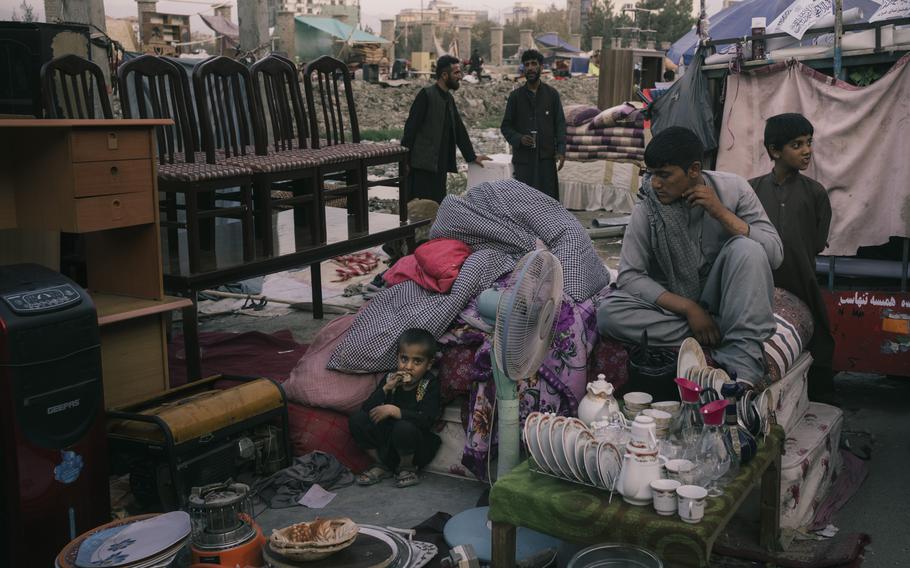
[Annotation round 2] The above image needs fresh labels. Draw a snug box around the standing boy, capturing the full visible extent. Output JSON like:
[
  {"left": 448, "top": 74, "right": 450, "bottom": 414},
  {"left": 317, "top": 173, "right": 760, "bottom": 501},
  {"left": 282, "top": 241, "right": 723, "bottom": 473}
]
[
  {"left": 500, "top": 49, "right": 567, "bottom": 199},
  {"left": 750, "top": 113, "right": 835, "bottom": 397},
  {"left": 349, "top": 329, "right": 442, "bottom": 488},
  {"left": 598, "top": 127, "right": 783, "bottom": 386},
  {"left": 402, "top": 55, "right": 489, "bottom": 203}
]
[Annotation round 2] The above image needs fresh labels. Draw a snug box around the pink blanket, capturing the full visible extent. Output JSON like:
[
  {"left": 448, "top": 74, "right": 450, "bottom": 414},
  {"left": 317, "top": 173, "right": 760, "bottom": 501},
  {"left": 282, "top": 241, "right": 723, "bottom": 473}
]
[
  {"left": 383, "top": 238, "right": 473, "bottom": 294},
  {"left": 717, "top": 55, "right": 910, "bottom": 255}
]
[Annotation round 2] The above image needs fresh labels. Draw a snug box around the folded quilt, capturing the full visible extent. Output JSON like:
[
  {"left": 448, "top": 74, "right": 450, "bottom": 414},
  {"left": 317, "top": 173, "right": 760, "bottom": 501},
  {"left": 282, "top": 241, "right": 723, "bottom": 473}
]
[
  {"left": 565, "top": 150, "right": 644, "bottom": 161},
  {"left": 589, "top": 102, "right": 645, "bottom": 129},
  {"left": 566, "top": 144, "right": 646, "bottom": 155},
  {"left": 566, "top": 134, "right": 644, "bottom": 148},
  {"left": 566, "top": 125, "right": 644, "bottom": 138},
  {"left": 564, "top": 104, "right": 601, "bottom": 126}
]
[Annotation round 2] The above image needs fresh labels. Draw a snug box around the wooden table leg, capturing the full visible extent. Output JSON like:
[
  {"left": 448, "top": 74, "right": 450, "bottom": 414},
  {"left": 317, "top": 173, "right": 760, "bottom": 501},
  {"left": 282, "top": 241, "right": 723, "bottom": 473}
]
[
  {"left": 760, "top": 441, "right": 782, "bottom": 551},
  {"left": 311, "top": 262, "right": 323, "bottom": 319},
  {"left": 491, "top": 521, "right": 517, "bottom": 568},
  {"left": 182, "top": 291, "right": 202, "bottom": 382}
]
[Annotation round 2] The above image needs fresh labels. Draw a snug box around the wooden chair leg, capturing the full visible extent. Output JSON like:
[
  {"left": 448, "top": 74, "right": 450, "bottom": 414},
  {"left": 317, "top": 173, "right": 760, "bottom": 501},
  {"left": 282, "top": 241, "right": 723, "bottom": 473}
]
[
  {"left": 164, "top": 190, "right": 179, "bottom": 255},
  {"left": 358, "top": 161, "right": 370, "bottom": 233},
  {"left": 491, "top": 521, "right": 517, "bottom": 568},
  {"left": 398, "top": 158, "right": 409, "bottom": 225},
  {"left": 317, "top": 169, "right": 328, "bottom": 244},
  {"left": 197, "top": 190, "right": 216, "bottom": 253},
  {"left": 182, "top": 291, "right": 201, "bottom": 382},
  {"left": 240, "top": 182, "right": 255, "bottom": 261},
  {"left": 310, "top": 261, "right": 323, "bottom": 319},
  {"left": 185, "top": 191, "right": 201, "bottom": 274},
  {"left": 253, "top": 177, "right": 274, "bottom": 257},
  {"left": 760, "top": 442, "right": 782, "bottom": 551},
  {"left": 310, "top": 176, "right": 323, "bottom": 245}
]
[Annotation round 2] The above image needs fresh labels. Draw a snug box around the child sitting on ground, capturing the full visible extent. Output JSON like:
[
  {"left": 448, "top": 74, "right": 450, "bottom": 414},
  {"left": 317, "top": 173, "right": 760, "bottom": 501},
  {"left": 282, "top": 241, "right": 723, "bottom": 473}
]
[
  {"left": 348, "top": 328, "right": 442, "bottom": 488},
  {"left": 749, "top": 113, "right": 835, "bottom": 398}
]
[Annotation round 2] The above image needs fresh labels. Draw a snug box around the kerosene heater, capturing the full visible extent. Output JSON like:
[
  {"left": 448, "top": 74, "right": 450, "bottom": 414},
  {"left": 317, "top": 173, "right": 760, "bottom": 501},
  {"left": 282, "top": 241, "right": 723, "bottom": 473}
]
[
  {"left": 189, "top": 481, "right": 265, "bottom": 566},
  {"left": 0, "top": 264, "right": 109, "bottom": 568}
]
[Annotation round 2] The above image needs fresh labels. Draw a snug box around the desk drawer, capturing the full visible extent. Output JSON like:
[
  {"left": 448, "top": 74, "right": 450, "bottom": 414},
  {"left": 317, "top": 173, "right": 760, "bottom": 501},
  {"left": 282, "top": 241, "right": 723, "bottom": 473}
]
[
  {"left": 71, "top": 130, "right": 151, "bottom": 162},
  {"left": 74, "top": 192, "right": 154, "bottom": 232},
  {"left": 73, "top": 159, "right": 153, "bottom": 197}
]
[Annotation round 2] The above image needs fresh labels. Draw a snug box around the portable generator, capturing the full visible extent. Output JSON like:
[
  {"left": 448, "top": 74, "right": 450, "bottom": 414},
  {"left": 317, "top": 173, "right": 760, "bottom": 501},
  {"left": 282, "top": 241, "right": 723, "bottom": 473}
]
[{"left": 106, "top": 375, "right": 291, "bottom": 510}]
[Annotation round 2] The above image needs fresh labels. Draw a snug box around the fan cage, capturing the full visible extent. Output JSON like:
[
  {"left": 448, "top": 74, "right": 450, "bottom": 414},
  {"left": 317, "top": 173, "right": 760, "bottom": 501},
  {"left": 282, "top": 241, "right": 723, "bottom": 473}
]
[{"left": 494, "top": 250, "right": 564, "bottom": 379}]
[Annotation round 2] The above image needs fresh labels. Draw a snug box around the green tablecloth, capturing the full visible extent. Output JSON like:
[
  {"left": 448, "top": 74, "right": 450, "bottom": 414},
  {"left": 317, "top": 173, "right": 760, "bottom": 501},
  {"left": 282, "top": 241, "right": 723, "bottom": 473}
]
[{"left": 489, "top": 427, "right": 783, "bottom": 567}]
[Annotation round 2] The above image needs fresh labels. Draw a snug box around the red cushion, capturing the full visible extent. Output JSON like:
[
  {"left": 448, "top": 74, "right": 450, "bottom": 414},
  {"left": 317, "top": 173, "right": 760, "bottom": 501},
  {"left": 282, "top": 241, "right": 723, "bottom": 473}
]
[
  {"left": 286, "top": 404, "right": 371, "bottom": 473},
  {"left": 383, "top": 238, "right": 472, "bottom": 293}
]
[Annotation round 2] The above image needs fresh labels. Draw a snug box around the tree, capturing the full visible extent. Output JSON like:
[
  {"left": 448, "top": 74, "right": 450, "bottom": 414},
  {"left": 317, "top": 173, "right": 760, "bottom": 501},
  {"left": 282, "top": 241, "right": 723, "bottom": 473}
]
[
  {"left": 635, "top": 0, "right": 695, "bottom": 45},
  {"left": 584, "top": 0, "right": 615, "bottom": 50},
  {"left": 471, "top": 20, "right": 493, "bottom": 60}
]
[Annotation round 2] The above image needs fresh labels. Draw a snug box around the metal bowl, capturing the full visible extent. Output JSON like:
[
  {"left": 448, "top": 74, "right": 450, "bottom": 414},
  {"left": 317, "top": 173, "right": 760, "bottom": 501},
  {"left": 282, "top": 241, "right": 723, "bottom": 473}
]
[{"left": 568, "top": 543, "right": 664, "bottom": 568}]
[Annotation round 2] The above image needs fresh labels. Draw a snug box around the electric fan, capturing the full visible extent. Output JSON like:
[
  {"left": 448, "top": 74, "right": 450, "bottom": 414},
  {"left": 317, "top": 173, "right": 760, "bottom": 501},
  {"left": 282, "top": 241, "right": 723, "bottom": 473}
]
[
  {"left": 443, "top": 250, "right": 564, "bottom": 564},
  {"left": 491, "top": 249, "right": 564, "bottom": 478}
]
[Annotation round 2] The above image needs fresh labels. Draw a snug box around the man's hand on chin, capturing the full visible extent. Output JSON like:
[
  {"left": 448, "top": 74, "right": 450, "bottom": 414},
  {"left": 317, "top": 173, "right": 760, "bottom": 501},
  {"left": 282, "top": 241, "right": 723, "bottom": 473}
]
[{"left": 683, "top": 184, "right": 725, "bottom": 217}]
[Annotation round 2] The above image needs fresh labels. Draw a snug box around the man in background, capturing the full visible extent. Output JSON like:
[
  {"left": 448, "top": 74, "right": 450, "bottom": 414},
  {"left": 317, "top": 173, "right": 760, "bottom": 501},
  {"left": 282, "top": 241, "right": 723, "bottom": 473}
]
[
  {"left": 500, "top": 49, "right": 567, "bottom": 199},
  {"left": 402, "top": 55, "right": 489, "bottom": 203}
]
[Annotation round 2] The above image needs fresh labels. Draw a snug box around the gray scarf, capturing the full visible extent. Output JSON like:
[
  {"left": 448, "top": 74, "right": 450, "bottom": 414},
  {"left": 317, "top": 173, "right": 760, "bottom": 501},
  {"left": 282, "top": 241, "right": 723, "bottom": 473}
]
[{"left": 641, "top": 176, "right": 703, "bottom": 301}]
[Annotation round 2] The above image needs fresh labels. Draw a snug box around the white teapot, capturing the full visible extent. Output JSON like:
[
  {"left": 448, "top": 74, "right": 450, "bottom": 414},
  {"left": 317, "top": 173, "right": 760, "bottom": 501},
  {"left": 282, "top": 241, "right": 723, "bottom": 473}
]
[
  {"left": 617, "top": 445, "right": 667, "bottom": 506},
  {"left": 578, "top": 374, "right": 620, "bottom": 427}
]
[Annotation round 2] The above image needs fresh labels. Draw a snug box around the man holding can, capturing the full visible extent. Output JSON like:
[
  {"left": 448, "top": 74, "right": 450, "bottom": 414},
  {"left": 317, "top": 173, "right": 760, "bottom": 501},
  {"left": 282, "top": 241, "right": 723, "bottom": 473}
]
[{"left": 500, "top": 49, "right": 567, "bottom": 200}]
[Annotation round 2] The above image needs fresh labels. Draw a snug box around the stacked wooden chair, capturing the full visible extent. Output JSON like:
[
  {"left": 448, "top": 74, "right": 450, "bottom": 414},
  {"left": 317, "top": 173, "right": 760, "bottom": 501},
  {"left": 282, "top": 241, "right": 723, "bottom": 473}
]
[
  {"left": 117, "top": 54, "right": 255, "bottom": 273},
  {"left": 40, "top": 53, "right": 412, "bottom": 273}
]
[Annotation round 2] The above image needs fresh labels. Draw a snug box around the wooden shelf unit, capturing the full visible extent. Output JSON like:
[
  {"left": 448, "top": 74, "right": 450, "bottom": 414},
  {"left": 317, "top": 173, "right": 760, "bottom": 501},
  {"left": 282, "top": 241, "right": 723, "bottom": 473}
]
[{"left": 0, "top": 118, "right": 186, "bottom": 408}]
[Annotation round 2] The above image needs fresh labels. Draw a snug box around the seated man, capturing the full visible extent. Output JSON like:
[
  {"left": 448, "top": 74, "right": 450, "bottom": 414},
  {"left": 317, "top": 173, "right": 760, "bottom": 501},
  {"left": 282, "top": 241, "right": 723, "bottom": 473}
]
[{"left": 598, "top": 127, "right": 783, "bottom": 385}]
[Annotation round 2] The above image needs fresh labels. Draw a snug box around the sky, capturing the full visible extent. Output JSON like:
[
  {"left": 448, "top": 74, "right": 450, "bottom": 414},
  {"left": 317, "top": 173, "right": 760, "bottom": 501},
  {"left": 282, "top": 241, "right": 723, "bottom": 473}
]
[{"left": 2, "top": 0, "right": 724, "bottom": 39}]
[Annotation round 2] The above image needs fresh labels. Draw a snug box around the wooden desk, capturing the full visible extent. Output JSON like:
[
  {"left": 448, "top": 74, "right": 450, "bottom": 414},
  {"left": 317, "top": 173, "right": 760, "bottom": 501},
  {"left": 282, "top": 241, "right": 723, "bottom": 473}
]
[
  {"left": 489, "top": 427, "right": 784, "bottom": 568},
  {"left": 0, "top": 119, "right": 192, "bottom": 408}
]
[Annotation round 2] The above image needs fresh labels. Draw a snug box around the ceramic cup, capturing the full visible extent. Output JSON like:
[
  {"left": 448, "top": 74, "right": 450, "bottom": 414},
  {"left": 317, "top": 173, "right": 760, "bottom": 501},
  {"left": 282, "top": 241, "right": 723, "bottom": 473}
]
[
  {"left": 677, "top": 485, "right": 708, "bottom": 524},
  {"left": 624, "top": 392, "right": 653, "bottom": 409},
  {"left": 650, "top": 479, "right": 681, "bottom": 516},
  {"left": 642, "top": 408, "right": 672, "bottom": 430},
  {"left": 665, "top": 459, "right": 697, "bottom": 485},
  {"left": 652, "top": 401, "right": 681, "bottom": 417}
]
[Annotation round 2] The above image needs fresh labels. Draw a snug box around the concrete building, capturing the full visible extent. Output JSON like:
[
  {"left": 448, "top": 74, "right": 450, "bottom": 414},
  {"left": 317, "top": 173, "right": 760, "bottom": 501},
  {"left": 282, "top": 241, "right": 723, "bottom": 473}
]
[
  {"left": 396, "top": 1, "right": 487, "bottom": 30},
  {"left": 285, "top": 0, "right": 361, "bottom": 26},
  {"left": 504, "top": 1, "right": 538, "bottom": 24},
  {"left": 614, "top": 0, "right": 702, "bottom": 18}
]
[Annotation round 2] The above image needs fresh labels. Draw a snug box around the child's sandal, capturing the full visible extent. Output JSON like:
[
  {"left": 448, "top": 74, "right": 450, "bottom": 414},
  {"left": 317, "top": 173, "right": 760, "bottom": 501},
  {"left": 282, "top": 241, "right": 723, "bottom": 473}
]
[
  {"left": 356, "top": 464, "right": 391, "bottom": 486},
  {"left": 395, "top": 467, "right": 419, "bottom": 488}
]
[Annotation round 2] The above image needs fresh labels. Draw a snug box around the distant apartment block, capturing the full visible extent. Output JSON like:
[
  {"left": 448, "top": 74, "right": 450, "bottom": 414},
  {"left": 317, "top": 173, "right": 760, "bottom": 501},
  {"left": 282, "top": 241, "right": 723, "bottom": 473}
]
[
  {"left": 396, "top": 1, "right": 488, "bottom": 29},
  {"left": 285, "top": 0, "right": 361, "bottom": 25}
]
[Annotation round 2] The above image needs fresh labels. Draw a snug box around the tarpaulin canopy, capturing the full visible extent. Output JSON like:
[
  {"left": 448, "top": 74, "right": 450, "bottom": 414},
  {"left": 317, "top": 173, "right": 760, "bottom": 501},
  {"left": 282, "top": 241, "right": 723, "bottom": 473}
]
[
  {"left": 534, "top": 33, "right": 582, "bottom": 53},
  {"left": 667, "top": 0, "right": 881, "bottom": 65},
  {"left": 295, "top": 16, "right": 388, "bottom": 44},
  {"left": 200, "top": 13, "right": 239, "bottom": 42}
]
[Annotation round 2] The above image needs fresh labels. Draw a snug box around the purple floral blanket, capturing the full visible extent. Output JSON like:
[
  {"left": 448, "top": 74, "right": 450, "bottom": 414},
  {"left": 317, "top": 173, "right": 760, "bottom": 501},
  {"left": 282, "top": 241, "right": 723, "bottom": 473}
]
[{"left": 439, "top": 282, "right": 608, "bottom": 480}]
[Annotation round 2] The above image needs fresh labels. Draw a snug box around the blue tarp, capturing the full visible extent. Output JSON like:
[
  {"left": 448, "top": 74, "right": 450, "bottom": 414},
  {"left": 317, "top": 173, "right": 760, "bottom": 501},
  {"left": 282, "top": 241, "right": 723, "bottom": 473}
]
[
  {"left": 295, "top": 16, "right": 388, "bottom": 44},
  {"left": 534, "top": 33, "right": 582, "bottom": 53},
  {"left": 667, "top": 0, "right": 881, "bottom": 65}
]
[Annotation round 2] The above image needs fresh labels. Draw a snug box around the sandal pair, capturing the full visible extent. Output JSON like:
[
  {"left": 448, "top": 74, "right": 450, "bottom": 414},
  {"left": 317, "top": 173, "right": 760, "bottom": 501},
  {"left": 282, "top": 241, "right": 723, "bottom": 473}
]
[
  {"left": 395, "top": 467, "right": 419, "bottom": 488},
  {"left": 356, "top": 464, "right": 391, "bottom": 486}
]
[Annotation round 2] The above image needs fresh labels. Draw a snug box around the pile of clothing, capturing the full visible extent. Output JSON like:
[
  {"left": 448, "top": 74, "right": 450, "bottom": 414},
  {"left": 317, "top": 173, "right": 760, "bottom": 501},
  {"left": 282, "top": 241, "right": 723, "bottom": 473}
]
[{"left": 563, "top": 103, "right": 646, "bottom": 162}]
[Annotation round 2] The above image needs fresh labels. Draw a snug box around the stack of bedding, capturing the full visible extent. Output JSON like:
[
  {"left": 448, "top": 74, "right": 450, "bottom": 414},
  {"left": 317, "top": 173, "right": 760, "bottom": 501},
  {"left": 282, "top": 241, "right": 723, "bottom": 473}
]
[{"left": 564, "top": 103, "right": 646, "bottom": 162}]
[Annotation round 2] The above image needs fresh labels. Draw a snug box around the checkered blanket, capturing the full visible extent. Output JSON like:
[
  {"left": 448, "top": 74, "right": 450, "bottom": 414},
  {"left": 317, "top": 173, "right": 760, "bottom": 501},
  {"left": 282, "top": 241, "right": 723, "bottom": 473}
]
[{"left": 327, "top": 179, "right": 611, "bottom": 372}]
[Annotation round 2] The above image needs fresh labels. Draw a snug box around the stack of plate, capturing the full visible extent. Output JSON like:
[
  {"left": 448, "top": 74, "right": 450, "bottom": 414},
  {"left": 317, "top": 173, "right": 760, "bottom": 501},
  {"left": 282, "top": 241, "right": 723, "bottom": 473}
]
[
  {"left": 60, "top": 512, "right": 191, "bottom": 568},
  {"left": 677, "top": 338, "right": 731, "bottom": 394},
  {"left": 622, "top": 392, "right": 653, "bottom": 421},
  {"left": 524, "top": 412, "right": 623, "bottom": 490}
]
